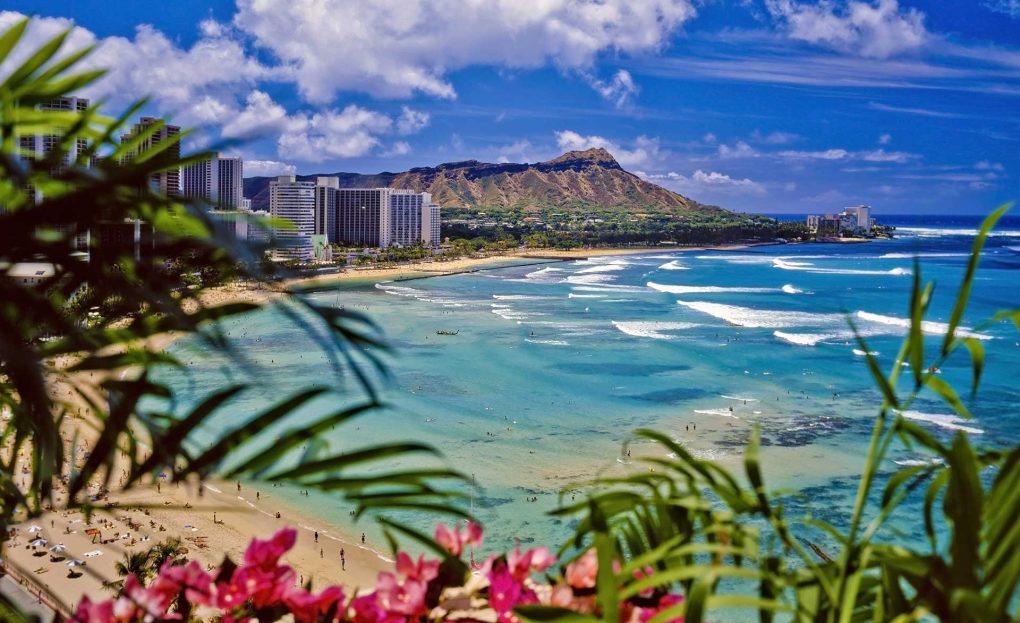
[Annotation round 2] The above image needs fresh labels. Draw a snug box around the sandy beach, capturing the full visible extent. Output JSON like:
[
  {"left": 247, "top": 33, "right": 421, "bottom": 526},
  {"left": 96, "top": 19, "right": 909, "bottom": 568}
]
[{"left": 3, "top": 241, "right": 776, "bottom": 614}]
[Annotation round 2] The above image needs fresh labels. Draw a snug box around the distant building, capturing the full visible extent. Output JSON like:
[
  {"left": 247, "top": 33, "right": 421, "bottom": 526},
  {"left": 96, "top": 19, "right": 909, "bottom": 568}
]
[
  {"left": 334, "top": 188, "right": 392, "bottom": 248},
  {"left": 331, "top": 188, "right": 439, "bottom": 249},
  {"left": 240, "top": 198, "right": 252, "bottom": 211},
  {"left": 269, "top": 175, "right": 317, "bottom": 261},
  {"left": 314, "top": 177, "right": 339, "bottom": 237},
  {"left": 423, "top": 202, "right": 441, "bottom": 247},
  {"left": 182, "top": 154, "right": 243, "bottom": 208},
  {"left": 806, "top": 205, "right": 876, "bottom": 237},
  {"left": 9, "top": 96, "right": 92, "bottom": 250},
  {"left": 120, "top": 117, "right": 181, "bottom": 196}
]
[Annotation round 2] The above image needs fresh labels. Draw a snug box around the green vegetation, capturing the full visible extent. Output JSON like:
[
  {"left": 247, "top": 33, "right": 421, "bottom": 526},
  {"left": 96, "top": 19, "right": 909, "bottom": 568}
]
[
  {"left": 442, "top": 207, "right": 808, "bottom": 249},
  {"left": 0, "top": 18, "right": 464, "bottom": 619}
]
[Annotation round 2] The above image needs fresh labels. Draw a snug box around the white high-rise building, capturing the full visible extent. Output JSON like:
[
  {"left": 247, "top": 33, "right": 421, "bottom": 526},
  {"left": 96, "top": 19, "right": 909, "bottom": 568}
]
[
  {"left": 270, "top": 176, "right": 316, "bottom": 261},
  {"left": 423, "top": 202, "right": 441, "bottom": 247},
  {"left": 182, "top": 154, "right": 243, "bottom": 209},
  {"left": 331, "top": 188, "right": 439, "bottom": 249},
  {"left": 120, "top": 117, "right": 181, "bottom": 196},
  {"left": 842, "top": 205, "right": 871, "bottom": 230}
]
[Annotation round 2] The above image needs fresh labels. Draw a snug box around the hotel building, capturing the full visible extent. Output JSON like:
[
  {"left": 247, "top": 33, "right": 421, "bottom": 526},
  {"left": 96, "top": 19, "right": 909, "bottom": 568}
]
[
  {"left": 120, "top": 117, "right": 182, "bottom": 196},
  {"left": 182, "top": 154, "right": 243, "bottom": 209}
]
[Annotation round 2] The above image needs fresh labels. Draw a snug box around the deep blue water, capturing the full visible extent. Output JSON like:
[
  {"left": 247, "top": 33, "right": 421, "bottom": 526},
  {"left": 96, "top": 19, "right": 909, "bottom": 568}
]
[{"left": 156, "top": 218, "right": 1020, "bottom": 598}]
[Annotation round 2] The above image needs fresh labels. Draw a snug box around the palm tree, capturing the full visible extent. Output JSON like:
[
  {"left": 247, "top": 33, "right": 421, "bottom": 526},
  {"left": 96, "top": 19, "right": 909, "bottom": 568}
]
[
  {"left": 114, "top": 549, "right": 153, "bottom": 583},
  {"left": 147, "top": 537, "right": 186, "bottom": 574}
]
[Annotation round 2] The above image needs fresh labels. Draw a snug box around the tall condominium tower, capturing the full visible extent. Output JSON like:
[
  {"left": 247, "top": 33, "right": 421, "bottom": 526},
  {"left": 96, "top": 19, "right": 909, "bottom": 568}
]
[
  {"left": 423, "top": 202, "right": 441, "bottom": 247},
  {"left": 270, "top": 175, "right": 316, "bottom": 261},
  {"left": 314, "top": 177, "right": 339, "bottom": 237},
  {"left": 182, "top": 154, "right": 243, "bottom": 208},
  {"left": 334, "top": 188, "right": 393, "bottom": 248},
  {"left": 8, "top": 96, "right": 91, "bottom": 249},
  {"left": 120, "top": 117, "right": 181, "bottom": 196}
]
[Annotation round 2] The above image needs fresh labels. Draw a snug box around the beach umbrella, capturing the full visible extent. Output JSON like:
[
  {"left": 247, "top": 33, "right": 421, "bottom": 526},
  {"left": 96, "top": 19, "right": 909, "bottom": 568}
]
[
  {"left": 27, "top": 525, "right": 42, "bottom": 533},
  {"left": 29, "top": 538, "right": 47, "bottom": 547},
  {"left": 49, "top": 544, "right": 66, "bottom": 553},
  {"left": 67, "top": 559, "right": 85, "bottom": 567}
]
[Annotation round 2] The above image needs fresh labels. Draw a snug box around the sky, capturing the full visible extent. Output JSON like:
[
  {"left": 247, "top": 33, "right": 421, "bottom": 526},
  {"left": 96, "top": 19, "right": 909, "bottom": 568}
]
[{"left": 1, "top": 1, "right": 1018, "bottom": 214}]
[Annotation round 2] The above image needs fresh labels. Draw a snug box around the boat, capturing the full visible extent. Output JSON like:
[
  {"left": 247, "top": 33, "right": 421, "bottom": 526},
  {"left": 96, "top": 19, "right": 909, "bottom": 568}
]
[{"left": 436, "top": 330, "right": 459, "bottom": 336}]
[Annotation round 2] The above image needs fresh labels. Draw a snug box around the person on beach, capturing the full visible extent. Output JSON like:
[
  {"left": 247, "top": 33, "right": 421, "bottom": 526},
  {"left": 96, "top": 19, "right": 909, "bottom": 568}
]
[
  {"left": 361, "top": 532, "right": 365, "bottom": 544},
  {"left": 341, "top": 548, "right": 346, "bottom": 570},
  {"left": 314, "top": 531, "right": 318, "bottom": 543}
]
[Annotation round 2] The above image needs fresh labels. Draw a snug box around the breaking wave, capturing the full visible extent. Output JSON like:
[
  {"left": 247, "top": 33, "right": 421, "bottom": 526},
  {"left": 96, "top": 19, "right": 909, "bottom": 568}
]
[
  {"left": 648, "top": 282, "right": 777, "bottom": 294},
  {"left": 612, "top": 321, "right": 700, "bottom": 340}
]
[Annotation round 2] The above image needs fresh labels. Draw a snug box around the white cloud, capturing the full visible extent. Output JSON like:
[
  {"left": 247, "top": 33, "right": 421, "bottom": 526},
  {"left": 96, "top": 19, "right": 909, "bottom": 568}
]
[
  {"left": 717, "top": 141, "right": 758, "bottom": 159},
  {"left": 878, "top": 133, "right": 891, "bottom": 144},
  {"left": 0, "top": 11, "right": 271, "bottom": 131},
  {"left": 495, "top": 139, "right": 548, "bottom": 164},
  {"left": 221, "top": 90, "right": 290, "bottom": 139},
  {"left": 752, "top": 130, "right": 799, "bottom": 144},
  {"left": 279, "top": 105, "right": 393, "bottom": 161},
  {"left": 703, "top": 133, "right": 718, "bottom": 144},
  {"left": 381, "top": 141, "right": 412, "bottom": 157},
  {"left": 975, "top": 160, "right": 1005, "bottom": 171},
  {"left": 776, "top": 147, "right": 916, "bottom": 163},
  {"left": 554, "top": 131, "right": 665, "bottom": 168},
  {"left": 585, "top": 69, "right": 640, "bottom": 108},
  {"left": 985, "top": 0, "right": 1020, "bottom": 18},
  {"left": 232, "top": 0, "right": 695, "bottom": 102},
  {"left": 642, "top": 170, "right": 766, "bottom": 196},
  {"left": 777, "top": 148, "right": 850, "bottom": 160},
  {"left": 764, "top": 0, "right": 928, "bottom": 58},
  {"left": 396, "top": 106, "right": 430, "bottom": 135},
  {"left": 859, "top": 148, "right": 916, "bottom": 163},
  {"left": 244, "top": 159, "right": 297, "bottom": 177}
]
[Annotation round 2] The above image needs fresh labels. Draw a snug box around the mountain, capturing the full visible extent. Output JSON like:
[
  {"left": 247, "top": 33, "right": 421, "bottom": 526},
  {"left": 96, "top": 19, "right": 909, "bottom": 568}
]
[{"left": 243, "top": 148, "right": 723, "bottom": 217}]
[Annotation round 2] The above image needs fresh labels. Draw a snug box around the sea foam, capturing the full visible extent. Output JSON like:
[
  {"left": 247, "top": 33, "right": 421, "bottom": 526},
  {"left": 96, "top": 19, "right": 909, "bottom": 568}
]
[
  {"left": 898, "top": 410, "right": 984, "bottom": 435},
  {"left": 648, "top": 281, "right": 777, "bottom": 294},
  {"left": 773, "top": 258, "right": 911, "bottom": 276},
  {"left": 658, "top": 260, "right": 689, "bottom": 271},
  {"left": 612, "top": 321, "right": 699, "bottom": 340},
  {"left": 856, "top": 311, "right": 992, "bottom": 340},
  {"left": 677, "top": 301, "right": 842, "bottom": 328}
]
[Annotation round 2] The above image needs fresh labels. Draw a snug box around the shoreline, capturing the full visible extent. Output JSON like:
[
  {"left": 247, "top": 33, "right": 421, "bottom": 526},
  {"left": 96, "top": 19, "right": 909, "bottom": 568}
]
[{"left": 7, "top": 241, "right": 784, "bottom": 611}]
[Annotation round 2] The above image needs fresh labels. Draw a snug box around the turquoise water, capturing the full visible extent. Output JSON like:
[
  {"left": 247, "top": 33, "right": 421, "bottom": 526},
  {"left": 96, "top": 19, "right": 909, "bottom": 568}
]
[{"left": 158, "top": 217, "right": 1020, "bottom": 565}]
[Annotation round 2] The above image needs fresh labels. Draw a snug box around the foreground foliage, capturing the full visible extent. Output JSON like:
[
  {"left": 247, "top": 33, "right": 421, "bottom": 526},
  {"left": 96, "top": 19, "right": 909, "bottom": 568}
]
[{"left": 0, "top": 17, "right": 464, "bottom": 620}]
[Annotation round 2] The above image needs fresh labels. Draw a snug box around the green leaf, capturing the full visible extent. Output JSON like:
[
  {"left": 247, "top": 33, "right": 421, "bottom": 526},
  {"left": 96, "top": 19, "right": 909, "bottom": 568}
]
[
  {"left": 925, "top": 375, "right": 972, "bottom": 420},
  {"left": 942, "top": 203, "right": 1011, "bottom": 357},
  {"left": 943, "top": 433, "right": 982, "bottom": 590},
  {"left": 961, "top": 337, "right": 985, "bottom": 398}
]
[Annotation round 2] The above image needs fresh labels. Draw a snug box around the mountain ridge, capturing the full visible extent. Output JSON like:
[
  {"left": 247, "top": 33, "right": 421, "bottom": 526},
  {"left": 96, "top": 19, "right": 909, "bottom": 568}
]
[{"left": 243, "top": 148, "right": 724, "bottom": 217}]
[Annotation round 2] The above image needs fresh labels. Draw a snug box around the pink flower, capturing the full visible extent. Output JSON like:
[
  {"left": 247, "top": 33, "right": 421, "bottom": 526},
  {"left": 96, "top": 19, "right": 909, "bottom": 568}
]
[
  {"left": 507, "top": 546, "right": 556, "bottom": 581},
  {"left": 434, "top": 521, "right": 483, "bottom": 557},
  {"left": 395, "top": 551, "right": 440, "bottom": 583},
  {"left": 244, "top": 527, "right": 298, "bottom": 569},
  {"left": 633, "top": 593, "right": 685, "bottom": 622},
  {"left": 283, "top": 586, "right": 320, "bottom": 623},
  {"left": 151, "top": 560, "right": 213, "bottom": 606},
  {"left": 71, "top": 596, "right": 113, "bottom": 623},
  {"left": 565, "top": 549, "right": 598, "bottom": 590},
  {"left": 375, "top": 571, "right": 429, "bottom": 618},
  {"left": 316, "top": 585, "right": 347, "bottom": 621}
]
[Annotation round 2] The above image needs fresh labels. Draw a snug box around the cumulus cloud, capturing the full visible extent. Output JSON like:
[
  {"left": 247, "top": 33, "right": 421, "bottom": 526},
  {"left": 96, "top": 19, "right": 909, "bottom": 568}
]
[
  {"left": 0, "top": 11, "right": 271, "bottom": 130},
  {"left": 878, "top": 133, "right": 892, "bottom": 144},
  {"left": 221, "top": 90, "right": 290, "bottom": 139},
  {"left": 495, "top": 139, "right": 548, "bottom": 164},
  {"left": 641, "top": 170, "right": 767, "bottom": 196},
  {"left": 396, "top": 106, "right": 430, "bottom": 135},
  {"left": 232, "top": 0, "right": 695, "bottom": 102},
  {"left": 554, "top": 131, "right": 665, "bottom": 168},
  {"left": 244, "top": 159, "right": 297, "bottom": 177},
  {"left": 716, "top": 141, "right": 758, "bottom": 159},
  {"left": 381, "top": 141, "right": 412, "bottom": 157},
  {"left": 279, "top": 105, "right": 393, "bottom": 161},
  {"left": 585, "top": 69, "right": 640, "bottom": 108},
  {"left": 765, "top": 0, "right": 928, "bottom": 58}
]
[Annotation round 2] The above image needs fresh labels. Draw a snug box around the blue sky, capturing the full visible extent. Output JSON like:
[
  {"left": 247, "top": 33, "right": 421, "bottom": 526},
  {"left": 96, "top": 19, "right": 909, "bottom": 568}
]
[{"left": 2, "top": 1, "right": 1018, "bottom": 214}]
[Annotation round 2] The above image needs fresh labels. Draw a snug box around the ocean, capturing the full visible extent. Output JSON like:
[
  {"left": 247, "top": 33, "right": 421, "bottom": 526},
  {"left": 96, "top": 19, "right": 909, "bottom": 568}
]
[{"left": 158, "top": 213, "right": 1020, "bottom": 571}]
